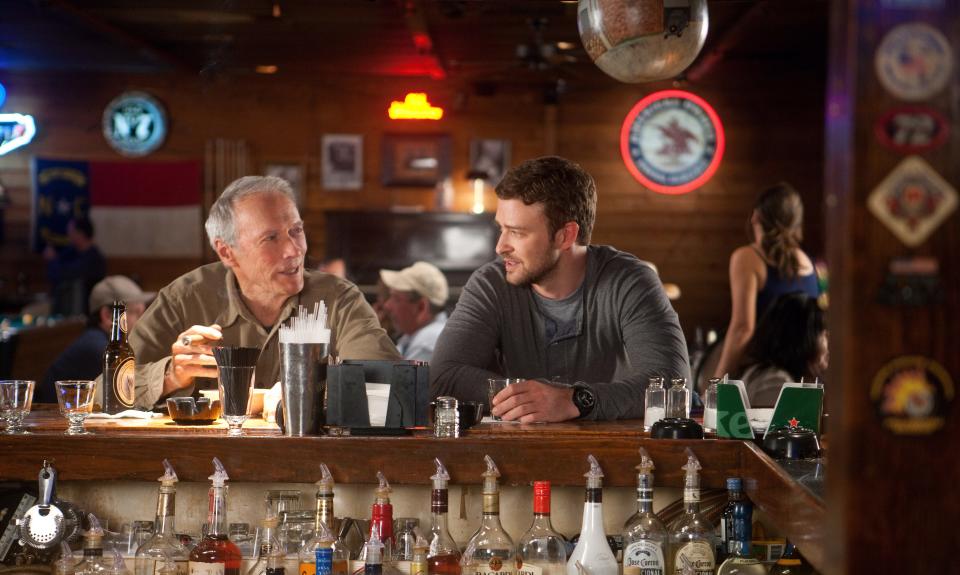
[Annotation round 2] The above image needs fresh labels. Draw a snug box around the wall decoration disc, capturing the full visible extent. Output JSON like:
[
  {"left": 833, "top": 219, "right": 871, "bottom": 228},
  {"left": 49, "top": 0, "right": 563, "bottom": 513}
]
[
  {"left": 871, "top": 356, "right": 954, "bottom": 435},
  {"left": 867, "top": 156, "right": 957, "bottom": 247},
  {"left": 102, "top": 91, "right": 168, "bottom": 157},
  {"left": 620, "top": 90, "right": 725, "bottom": 195},
  {"left": 874, "top": 106, "right": 949, "bottom": 153},
  {"left": 875, "top": 23, "right": 952, "bottom": 101}
]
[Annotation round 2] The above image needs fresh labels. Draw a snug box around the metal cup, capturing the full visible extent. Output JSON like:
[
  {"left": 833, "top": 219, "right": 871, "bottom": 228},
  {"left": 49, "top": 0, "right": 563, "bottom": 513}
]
[{"left": 280, "top": 342, "right": 329, "bottom": 436}]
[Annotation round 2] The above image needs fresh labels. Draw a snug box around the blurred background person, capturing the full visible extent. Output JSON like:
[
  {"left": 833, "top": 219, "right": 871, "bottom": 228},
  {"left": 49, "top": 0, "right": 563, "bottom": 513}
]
[
  {"left": 37, "top": 275, "right": 154, "bottom": 403},
  {"left": 737, "top": 292, "right": 827, "bottom": 407},
  {"left": 44, "top": 217, "right": 107, "bottom": 317},
  {"left": 379, "top": 261, "right": 449, "bottom": 361},
  {"left": 714, "top": 183, "right": 820, "bottom": 378}
]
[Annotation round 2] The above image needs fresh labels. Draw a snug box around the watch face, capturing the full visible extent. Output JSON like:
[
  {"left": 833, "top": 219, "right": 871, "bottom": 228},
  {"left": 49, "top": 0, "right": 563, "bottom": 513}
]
[{"left": 575, "top": 387, "right": 595, "bottom": 413}]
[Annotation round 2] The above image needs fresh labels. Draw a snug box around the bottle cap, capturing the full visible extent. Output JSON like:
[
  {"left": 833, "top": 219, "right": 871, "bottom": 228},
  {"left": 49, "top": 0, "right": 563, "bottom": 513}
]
[{"left": 533, "top": 481, "right": 551, "bottom": 514}]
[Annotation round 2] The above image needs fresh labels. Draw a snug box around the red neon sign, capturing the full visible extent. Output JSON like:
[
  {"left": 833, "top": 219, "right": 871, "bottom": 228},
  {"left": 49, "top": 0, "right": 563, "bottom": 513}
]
[{"left": 388, "top": 93, "right": 444, "bottom": 120}]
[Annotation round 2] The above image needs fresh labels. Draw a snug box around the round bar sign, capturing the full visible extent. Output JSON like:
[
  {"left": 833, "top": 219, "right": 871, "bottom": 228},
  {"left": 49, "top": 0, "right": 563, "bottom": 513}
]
[
  {"left": 620, "top": 90, "right": 724, "bottom": 195},
  {"left": 102, "top": 91, "right": 167, "bottom": 157}
]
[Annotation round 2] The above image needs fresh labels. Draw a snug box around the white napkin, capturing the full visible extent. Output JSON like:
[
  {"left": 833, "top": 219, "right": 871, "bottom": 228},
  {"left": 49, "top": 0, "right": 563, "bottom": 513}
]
[{"left": 87, "top": 410, "right": 163, "bottom": 419}]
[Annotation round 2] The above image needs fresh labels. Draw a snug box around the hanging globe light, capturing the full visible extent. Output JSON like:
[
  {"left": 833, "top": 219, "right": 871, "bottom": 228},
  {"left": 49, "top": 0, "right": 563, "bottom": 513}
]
[{"left": 578, "top": 0, "right": 709, "bottom": 83}]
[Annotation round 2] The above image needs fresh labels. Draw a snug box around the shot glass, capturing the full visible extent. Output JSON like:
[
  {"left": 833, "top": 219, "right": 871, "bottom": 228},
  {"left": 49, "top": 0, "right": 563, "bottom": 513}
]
[
  {"left": 487, "top": 378, "right": 522, "bottom": 421},
  {"left": 55, "top": 380, "right": 96, "bottom": 435},
  {"left": 0, "top": 380, "right": 35, "bottom": 434}
]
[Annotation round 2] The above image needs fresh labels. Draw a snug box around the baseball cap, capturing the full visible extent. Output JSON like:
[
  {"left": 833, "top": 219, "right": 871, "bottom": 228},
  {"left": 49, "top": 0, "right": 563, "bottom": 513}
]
[
  {"left": 379, "top": 262, "right": 449, "bottom": 307},
  {"left": 89, "top": 275, "right": 156, "bottom": 312}
]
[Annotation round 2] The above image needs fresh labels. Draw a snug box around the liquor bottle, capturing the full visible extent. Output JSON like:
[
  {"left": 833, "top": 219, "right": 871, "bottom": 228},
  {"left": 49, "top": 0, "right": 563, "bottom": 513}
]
[
  {"left": 135, "top": 460, "right": 189, "bottom": 575},
  {"left": 768, "top": 542, "right": 814, "bottom": 575},
  {"left": 427, "top": 459, "right": 461, "bottom": 575},
  {"left": 247, "top": 502, "right": 285, "bottom": 575},
  {"left": 300, "top": 464, "right": 348, "bottom": 575},
  {"left": 622, "top": 448, "right": 668, "bottom": 575},
  {"left": 54, "top": 541, "right": 76, "bottom": 575},
  {"left": 103, "top": 300, "right": 136, "bottom": 413},
  {"left": 517, "top": 481, "right": 567, "bottom": 575},
  {"left": 669, "top": 449, "right": 715, "bottom": 575},
  {"left": 358, "top": 472, "right": 395, "bottom": 562},
  {"left": 110, "top": 550, "right": 131, "bottom": 575},
  {"left": 189, "top": 458, "right": 242, "bottom": 575},
  {"left": 715, "top": 500, "right": 765, "bottom": 575},
  {"left": 717, "top": 478, "right": 746, "bottom": 563},
  {"left": 75, "top": 514, "right": 110, "bottom": 575},
  {"left": 411, "top": 536, "right": 429, "bottom": 575},
  {"left": 364, "top": 526, "right": 385, "bottom": 575},
  {"left": 566, "top": 455, "right": 617, "bottom": 575},
  {"left": 644, "top": 377, "right": 666, "bottom": 431},
  {"left": 464, "top": 455, "right": 515, "bottom": 575},
  {"left": 299, "top": 521, "right": 335, "bottom": 575}
]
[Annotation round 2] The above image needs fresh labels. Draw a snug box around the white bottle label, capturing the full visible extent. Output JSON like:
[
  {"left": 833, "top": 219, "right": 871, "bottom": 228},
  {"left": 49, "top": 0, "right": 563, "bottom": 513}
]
[
  {"left": 673, "top": 541, "right": 714, "bottom": 575},
  {"left": 683, "top": 488, "right": 700, "bottom": 503},
  {"left": 623, "top": 540, "right": 664, "bottom": 575},
  {"left": 472, "top": 557, "right": 515, "bottom": 575},
  {"left": 516, "top": 560, "right": 543, "bottom": 575},
  {"left": 152, "top": 559, "right": 188, "bottom": 575},
  {"left": 189, "top": 562, "right": 225, "bottom": 575}
]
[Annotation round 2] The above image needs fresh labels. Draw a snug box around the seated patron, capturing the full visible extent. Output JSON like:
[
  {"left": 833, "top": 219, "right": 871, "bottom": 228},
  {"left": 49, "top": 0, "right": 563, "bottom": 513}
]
[
  {"left": 44, "top": 217, "right": 107, "bottom": 316},
  {"left": 379, "top": 261, "right": 449, "bottom": 362},
  {"left": 130, "top": 176, "right": 399, "bottom": 409},
  {"left": 38, "top": 276, "right": 154, "bottom": 403},
  {"left": 737, "top": 292, "right": 827, "bottom": 407},
  {"left": 430, "top": 156, "right": 689, "bottom": 422}
]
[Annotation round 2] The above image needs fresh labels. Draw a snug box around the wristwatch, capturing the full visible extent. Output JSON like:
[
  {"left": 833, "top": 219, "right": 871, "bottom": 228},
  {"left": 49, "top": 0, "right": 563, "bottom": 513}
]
[{"left": 571, "top": 383, "right": 596, "bottom": 419}]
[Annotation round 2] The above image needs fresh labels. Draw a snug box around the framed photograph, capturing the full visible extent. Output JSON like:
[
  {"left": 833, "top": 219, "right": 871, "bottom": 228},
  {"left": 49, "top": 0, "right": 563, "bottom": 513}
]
[
  {"left": 382, "top": 133, "right": 452, "bottom": 187},
  {"left": 469, "top": 138, "right": 511, "bottom": 185},
  {"left": 264, "top": 162, "right": 305, "bottom": 206},
  {"left": 322, "top": 134, "right": 363, "bottom": 191}
]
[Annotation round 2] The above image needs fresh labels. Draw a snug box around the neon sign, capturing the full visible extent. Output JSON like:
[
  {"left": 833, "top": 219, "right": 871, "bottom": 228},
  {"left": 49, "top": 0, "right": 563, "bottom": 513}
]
[
  {"left": 388, "top": 93, "right": 444, "bottom": 120},
  {"left": 0, "top": 113, "right": 37, "bottom": 156}
]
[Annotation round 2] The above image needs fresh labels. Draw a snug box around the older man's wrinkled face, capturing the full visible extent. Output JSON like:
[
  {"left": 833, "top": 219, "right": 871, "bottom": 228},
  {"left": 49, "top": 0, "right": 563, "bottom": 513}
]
[{"left": 222, "top": 192, "right": 306, "bottom": 304}]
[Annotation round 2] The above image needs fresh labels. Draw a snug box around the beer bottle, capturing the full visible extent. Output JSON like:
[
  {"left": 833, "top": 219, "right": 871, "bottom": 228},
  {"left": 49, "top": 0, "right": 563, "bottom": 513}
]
[{"left": 103, "top": 300, "right": 136, "bottom": 413}]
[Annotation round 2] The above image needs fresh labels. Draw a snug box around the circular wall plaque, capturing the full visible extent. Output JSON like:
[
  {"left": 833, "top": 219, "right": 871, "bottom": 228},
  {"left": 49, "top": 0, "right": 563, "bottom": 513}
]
[
  {"left": 620, "top": 89, "right": 725, "bottom": 195},
  {"left": 102, "top": 91, "right": 168, "bottom": 157}
]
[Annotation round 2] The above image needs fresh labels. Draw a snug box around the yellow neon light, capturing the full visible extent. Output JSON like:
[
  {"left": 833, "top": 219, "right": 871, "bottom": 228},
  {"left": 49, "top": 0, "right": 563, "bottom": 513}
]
[{"left": 388, "top": 93, "right": 444, "bottom": 120}]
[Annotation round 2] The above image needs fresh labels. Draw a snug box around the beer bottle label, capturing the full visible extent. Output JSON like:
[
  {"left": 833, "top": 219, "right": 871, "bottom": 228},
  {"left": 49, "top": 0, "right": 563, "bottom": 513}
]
[{"left": 113, "top": 356, "right": 136, "bottom": 406}]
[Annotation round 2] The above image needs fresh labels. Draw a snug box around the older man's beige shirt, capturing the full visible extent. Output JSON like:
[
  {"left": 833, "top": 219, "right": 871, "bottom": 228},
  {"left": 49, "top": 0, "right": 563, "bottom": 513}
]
[{"left": 130, "top": 262, "right": 400, "bottom": 408}]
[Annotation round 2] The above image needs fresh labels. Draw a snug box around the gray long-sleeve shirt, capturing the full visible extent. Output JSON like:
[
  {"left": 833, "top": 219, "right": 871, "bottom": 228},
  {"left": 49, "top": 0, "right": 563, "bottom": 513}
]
[{"left": 430, "top": 245, "right": 690, "bottom": 420}]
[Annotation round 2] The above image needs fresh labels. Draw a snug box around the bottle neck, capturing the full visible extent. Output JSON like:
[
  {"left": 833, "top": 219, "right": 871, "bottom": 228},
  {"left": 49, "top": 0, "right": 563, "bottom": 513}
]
[
  {"left": 530, "top": 513, "right": 556, "bottom": 532},
  {"left": 636, "top": 486, "right": 653, "bottom": 514},
  {"left": 430, "top": 489, "right": 450, "bottom": 532},
  {"left": 155, "top": 485, "right": 177, "bottom": 535},
  {"left": 316, "top": 493, "right": 334, "bottom": 531},
  {"left": 109, "top": 306, "right": 127, "bottom": 343},
  {"left": 83, "top": 540, "right": 104, "bottom": 557},
  {"left": 371, "top": 503, "right": 393, "bottom": 541},
  {"left": 580, "top": 488, "right": 605, "bottom": 531},
  {"left": 482, "top": 491, "right": 500, "bottom": 517},
  {"left": 683, "top": 485, "right": 700, "bottom": 514},
  {"left": 207, "top": 485, "right": 228, "bottom": 537}
]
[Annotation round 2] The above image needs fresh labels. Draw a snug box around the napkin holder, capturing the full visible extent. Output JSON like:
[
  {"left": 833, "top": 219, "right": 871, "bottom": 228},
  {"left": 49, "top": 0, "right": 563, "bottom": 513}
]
[{"left": 325, "top": 360, "right": 430, "bottom": 428}]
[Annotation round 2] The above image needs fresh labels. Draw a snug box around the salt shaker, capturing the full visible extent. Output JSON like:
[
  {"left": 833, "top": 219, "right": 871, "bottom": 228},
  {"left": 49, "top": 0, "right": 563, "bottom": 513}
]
[
  {"left": 434, "top": 396, "right": 459, "bottom": 438},
  {"left": 644, "top": 377, "right": 666, "bottom": 431},
  {"left": 703, "top": 377, "right": 720, "bottom": 433}
]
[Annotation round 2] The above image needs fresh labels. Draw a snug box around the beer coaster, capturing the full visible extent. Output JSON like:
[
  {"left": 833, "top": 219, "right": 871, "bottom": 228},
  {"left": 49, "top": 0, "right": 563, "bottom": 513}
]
[
  {"left": 867, "top": 156, "right": 957, "bottom": 247},
  {"left": 875, "top": 22, "right": 952, "bottom": 101},
  {"left": 874, "top": 106, "right": 949, "bottom": 153},
  {"left": 871, "top": 356, "right": 954, "bottom": 435}
]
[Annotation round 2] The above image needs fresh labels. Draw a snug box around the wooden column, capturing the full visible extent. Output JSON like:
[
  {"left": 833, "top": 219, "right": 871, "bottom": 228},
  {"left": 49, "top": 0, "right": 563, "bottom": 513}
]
[{"left": 825, "top": 1, "right": 959, "bottom": 572}]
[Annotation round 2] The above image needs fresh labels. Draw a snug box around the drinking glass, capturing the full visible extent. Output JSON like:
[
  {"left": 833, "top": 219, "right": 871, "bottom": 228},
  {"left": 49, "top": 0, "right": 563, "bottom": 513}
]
[
  {"left": 55, "top": 380, "right": 96, "bottom": 435},
  {"left": 487, "top": 378, "right": 522, "bottom": 421},
  {"left": 218, "top": 366, "right": 255, "bottom": 437},
  {"left": 0, "top": 380, "right": 35, "bottom": 434}
]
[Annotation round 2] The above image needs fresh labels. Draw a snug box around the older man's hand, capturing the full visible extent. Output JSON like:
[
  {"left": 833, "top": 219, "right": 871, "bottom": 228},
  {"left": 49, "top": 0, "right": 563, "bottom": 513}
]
[
  {"left": 162, "top": 324, "right": 222, "bottom": 396},
  {"left": 490, "top": 379, "right": 580, "bottom": 423}
]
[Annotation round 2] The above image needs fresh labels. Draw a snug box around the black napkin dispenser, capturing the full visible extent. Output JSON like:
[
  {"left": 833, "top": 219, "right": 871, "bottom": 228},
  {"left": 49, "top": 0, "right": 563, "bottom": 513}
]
[{"left": 325, "top": 360, "right": 430, "bottom": 428}]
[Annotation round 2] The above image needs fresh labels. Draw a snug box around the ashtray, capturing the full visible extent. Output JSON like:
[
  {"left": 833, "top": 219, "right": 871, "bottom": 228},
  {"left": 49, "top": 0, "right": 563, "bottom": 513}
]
[
  {"left": 651, "top": 417, "right": 704, "bottom": 439},
  {"left": 762, "top": 425, "right": 821, "bottom": 460},
  {"left": 428, "top": 400, "right": 484, "bottom": 431},
  {"left": 166, "top": 397, "right": 222, "bottom": 425}
]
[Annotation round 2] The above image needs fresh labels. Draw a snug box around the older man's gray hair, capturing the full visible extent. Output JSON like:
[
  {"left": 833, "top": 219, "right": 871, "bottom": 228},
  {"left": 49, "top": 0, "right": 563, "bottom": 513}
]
[{"left": 204, "top": 175, "right": 296, "bottom": 248}]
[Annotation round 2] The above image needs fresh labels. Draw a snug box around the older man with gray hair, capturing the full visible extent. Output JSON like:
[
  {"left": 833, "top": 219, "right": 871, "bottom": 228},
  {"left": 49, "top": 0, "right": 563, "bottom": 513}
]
[{"left": 131, "top": 175, "right": 399, "bottom": 408}]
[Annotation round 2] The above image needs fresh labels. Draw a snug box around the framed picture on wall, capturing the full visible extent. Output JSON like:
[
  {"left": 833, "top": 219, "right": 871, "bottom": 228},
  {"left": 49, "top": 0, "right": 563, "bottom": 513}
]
[
  {"left": 322, "top": 134, "right": 363, "bottom": 191},
  {"left": 382, "top": 133, "right": 452, "bottom": 187},
  {"left": 264, "top": 162, "right": 305, "bottom": 206},
  {"left": 469, "top": 138, "right": 511, "bottom": 185}
]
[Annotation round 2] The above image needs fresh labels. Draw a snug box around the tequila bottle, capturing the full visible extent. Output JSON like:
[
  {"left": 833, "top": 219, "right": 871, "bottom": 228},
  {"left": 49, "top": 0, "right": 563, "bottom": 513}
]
[
  {"left": 517, "top": 481, "right": 567, "bottom": 575},
  {"left": 427, "top": 459, "right": 461, "bottom": 575},
  {"left": 622, "top": 448, "right": 667, "bottom": 575},
  {"left": 464, "top": 455, "right": 515, "bottom": 575},
  {"left": 189, "top": 458, "right": 242, "bottom": 575},
  {"left": 669, "top": 450, "right": 714, "bottom": 575},
  {"left": 566, "top": 456, "right": 617, "bottom": 575},
  {"left": 136, "top": 460, "right": 189, "bottom": 575}
]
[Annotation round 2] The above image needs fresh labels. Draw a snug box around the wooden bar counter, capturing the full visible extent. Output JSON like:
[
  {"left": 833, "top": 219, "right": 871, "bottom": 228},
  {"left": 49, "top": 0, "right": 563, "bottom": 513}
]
[{"left": 0, "top": 411, "right": 825, "bottom": 570}]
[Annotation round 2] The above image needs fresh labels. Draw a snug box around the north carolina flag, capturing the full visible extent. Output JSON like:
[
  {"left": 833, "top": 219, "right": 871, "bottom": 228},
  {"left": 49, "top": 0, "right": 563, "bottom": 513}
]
[{"left": 88, "top": 160, "right": 202, "bottom": 257}]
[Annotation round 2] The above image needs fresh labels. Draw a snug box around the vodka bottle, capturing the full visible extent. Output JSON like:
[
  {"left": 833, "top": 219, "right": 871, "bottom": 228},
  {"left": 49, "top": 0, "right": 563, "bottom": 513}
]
[{"left": 566, "top": 456, "right": 617, "bottom": 575}]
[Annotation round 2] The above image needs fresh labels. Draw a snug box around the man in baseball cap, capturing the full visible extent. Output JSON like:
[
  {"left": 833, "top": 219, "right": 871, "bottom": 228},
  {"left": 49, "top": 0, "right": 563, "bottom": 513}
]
[
  {"left": 37, "top": 275, "right": 154, "bottom": 403},
  {"left": 379, "top": 261, "right": 449, "bottom": 362}
]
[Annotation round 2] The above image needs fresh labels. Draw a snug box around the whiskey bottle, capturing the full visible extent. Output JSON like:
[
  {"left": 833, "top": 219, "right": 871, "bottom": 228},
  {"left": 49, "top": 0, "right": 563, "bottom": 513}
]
[
  {"left": 669, "top": 449, "right": 715, "bottom": 575},
  {"left": 622, "top": 448, "right": 667, "bottom": 575},
  {"left": 135, "top": 460, "right": 189, "bottom": 575},
  {"left": 75, "top": 514, "right": 110, "bottom": 575},
  {"left": 464, "top": 455, "right": 515, "bottom": 575},
  {"left": 103, "top": 300, "right": 136, "bottom": 413},
  {"left": 300, "top": 464, "right": 349, "bottom": 575},
  {"left": 427, "top": 459, "right": 461, "bottom": 575},
  {"left": 566, "top": 456, "right": 617, "bottom": 575},
  {"left": 189, "top": 458, "right": 242, "bottom": 575},
  {"left": 517, "top": 481, "right": 567, "bottom": 575},
  {"left": 715, "top": 500, "right": 765, "bottom": 575}
]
